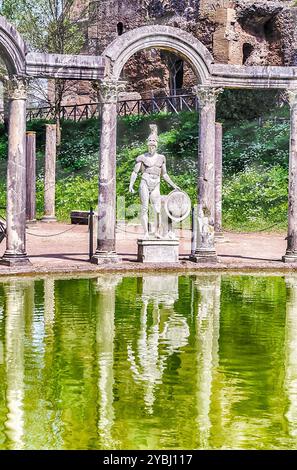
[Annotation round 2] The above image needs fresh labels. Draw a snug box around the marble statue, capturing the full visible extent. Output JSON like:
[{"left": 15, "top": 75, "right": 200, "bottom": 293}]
[{"left": 129, "top": 124, "right": 180, "bottom": 239}]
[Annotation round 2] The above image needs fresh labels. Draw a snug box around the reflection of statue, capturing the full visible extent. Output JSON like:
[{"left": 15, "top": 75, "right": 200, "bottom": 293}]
[
  {"left": 129, "top": 124, "right": 180, "bottom": 239},
  {"left": 127, "top": 275, "right": 189, "bottom": 414}
]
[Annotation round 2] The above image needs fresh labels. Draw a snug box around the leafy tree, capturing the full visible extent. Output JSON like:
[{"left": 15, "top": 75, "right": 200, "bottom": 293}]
[{"left": 0, "top": 0, "right": 95, "bottom": 144}]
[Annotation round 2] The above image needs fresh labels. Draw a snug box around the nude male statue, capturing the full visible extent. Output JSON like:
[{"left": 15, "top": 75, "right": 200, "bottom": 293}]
[{"left": 129, "top": 124, "right": 180, "bottom": 239}]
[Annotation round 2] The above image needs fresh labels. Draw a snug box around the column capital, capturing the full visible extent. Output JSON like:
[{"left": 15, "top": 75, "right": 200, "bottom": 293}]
[
  {"left": 93, "top": 79, "right": 126, "bottom": 104},
  {"left": 193, "top": 86, "right": 223, "bottom": 107},
  {"left": 5, "top": 76, "right": 29, "bottom": 100}
]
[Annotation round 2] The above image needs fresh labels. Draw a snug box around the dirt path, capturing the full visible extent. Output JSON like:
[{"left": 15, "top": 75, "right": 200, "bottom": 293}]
[{"left": 0, "top": 222, "right": 292, "bottom": 277}]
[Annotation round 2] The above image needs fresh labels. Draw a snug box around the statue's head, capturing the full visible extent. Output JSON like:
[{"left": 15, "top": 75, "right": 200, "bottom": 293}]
[{"left": 147, "top": 124, "right": 158, "bottom": 154}]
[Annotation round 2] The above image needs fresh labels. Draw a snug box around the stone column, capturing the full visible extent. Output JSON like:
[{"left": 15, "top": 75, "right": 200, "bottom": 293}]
[
  {"left": 191, "top": 86, "right": 222, "bottom": 263},
  {"left": 91, "top": 80, "right": 125, "bottom": 265},
  {"left": 283, "top": 90, "right": 297, "bottom": 262},
  {"left": 0, "top": 76, "right": 31, "bottom": 267},
  {"left": 41, "top": 124, "right": 57, "bottom": 222},
  {"left": 26, "top": 131, "right": 36, "bottom": 223},
  {"left": 215, "top": 123, "right": 224, "bottom": 239}
]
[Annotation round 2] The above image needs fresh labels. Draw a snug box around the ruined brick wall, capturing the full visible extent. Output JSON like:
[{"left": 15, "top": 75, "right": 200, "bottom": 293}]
[{"left": 62, "top": 0, "right": 297, "bottom": 105}]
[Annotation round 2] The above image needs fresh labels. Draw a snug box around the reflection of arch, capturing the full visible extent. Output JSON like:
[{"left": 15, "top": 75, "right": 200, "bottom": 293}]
[
  {"left": 103, "top": 25, "right": 213, "bottom": 84},
  {"left": 0, "top": 16, "right": 27, "bottom": 76}
]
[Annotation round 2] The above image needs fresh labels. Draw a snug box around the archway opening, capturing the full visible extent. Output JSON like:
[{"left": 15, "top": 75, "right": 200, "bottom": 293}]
[
  {"left": 242, "top": 43, "right": 254, "bottom": 65},
  {"left": 117, "top": 22, "right": 124, "bottom": 36}
]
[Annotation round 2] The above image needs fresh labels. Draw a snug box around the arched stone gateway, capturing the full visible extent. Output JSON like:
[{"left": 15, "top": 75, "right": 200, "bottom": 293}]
[
  {"left": 0, "top": 16, "right": 26, "bottom": 76},
  {"left": 0, "top": 18, "right": 297, "bottom": 266},
  {"left": 103, "top": 25, "right": 214, "bottom": 85}
]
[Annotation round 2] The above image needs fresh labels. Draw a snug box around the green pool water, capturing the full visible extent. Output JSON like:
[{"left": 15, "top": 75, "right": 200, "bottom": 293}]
[{"left": 0, "top": 273, "right": 296, "bottom": 450}]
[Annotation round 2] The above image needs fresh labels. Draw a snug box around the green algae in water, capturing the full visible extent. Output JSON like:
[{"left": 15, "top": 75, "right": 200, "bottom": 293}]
[{"left": 0, "top": 273, "right": 296, "bottom": 450}]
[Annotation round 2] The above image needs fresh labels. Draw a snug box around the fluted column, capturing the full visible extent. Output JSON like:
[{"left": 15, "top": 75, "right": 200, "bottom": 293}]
[
  {"left": 41, "top": 124, "right": 57, "bottom": 223},
  {"left": 191, "top": 86, "right": 222, "bottom": 263},
  {"left": 1, "top": 76, "right": 31, "bottom": 266},
  {"left": 26, "top": 131, "right": 36, "bottom": 223},
  {"left": 283, "top": 90, "right": 297, "bottom": 262},
  {"left": 215, "top": 123, "right": 224, "bottom": 239},
  {"left": 91, "top": 80, "right": 125, "bottom": 265}
]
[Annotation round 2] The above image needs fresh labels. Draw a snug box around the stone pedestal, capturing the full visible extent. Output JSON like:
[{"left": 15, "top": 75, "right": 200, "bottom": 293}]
[
  {"left": 137, "top": 239, "right": 179, "bottom": 263},
  {"left": 91, "top": 252, "right": 122, "bottom": 265},
  {"left": 283, "top": 90, "right": 297, "bottom": 263}
]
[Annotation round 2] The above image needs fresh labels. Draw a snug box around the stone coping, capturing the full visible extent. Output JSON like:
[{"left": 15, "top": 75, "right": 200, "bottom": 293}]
[{"left": 1, "top": 259, "right": 297, "bottom": 280}]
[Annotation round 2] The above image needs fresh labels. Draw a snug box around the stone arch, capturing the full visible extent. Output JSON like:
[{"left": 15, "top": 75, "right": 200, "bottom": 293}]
[
  {"left": 0, "top": 16, "right": 27, "bottom": 76},
  {"left": 103, "top": 25, "right": 214, "bottom": 85}
]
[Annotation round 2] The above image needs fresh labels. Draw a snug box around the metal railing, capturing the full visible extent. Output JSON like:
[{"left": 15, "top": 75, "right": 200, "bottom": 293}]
[{"left": 0, "top": 92, "right": 199, "bottom": 124}]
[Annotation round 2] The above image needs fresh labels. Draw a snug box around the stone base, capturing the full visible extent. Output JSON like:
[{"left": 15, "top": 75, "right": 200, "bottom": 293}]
[
  {"left": 91, "top": 252, "right": 122, "bottom": 265},
  {"left": 0, "top": 253, "right": 31, "bottom": 266},
  {"left": 282, "top": 253, "right": 297, "bottom": 263},
  {"left": 137, "top": 239, "right": 179, "bottom": 263},
  {"left": 190, "top": 250, "right": 218, "bottom": 263},
  {"left": 41, "top": 216, "right": 57, "bottom": 223}
]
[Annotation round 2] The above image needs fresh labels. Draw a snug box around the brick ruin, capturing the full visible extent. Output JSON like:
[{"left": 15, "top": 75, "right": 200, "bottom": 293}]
[{"left": 64, "top": 0, "right": 297, "bottom": 104}]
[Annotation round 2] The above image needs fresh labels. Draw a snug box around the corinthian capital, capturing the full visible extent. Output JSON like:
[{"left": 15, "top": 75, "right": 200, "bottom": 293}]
[
  {"left": 193, "top": 86, "right": 223, "bottom": 107},
  {"left": 6, "top": 76, "right": 29, "bottom": 100},
  {"left": 94, "top": 80, "right": 126, "bottom": 104}
]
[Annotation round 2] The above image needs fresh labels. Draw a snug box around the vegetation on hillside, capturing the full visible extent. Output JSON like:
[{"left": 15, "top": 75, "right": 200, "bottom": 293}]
[{"left": 0, "top": 95, "right": 291, "bottom": 231}]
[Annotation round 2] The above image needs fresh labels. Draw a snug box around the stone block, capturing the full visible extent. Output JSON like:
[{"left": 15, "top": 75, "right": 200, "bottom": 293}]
[{"left": 137, "top": 239, "right": 179, "bottom": 263}]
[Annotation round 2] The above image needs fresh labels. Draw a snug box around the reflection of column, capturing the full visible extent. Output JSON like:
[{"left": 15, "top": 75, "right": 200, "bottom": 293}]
[
  {"left": 91, "top": 80, "right": 125, "bottom": 264},
  {"left": 41, "top": 124, "right": 57, "bottom": 223},
  {"left": 95, "top": 276, "right": 122, "bottom": 448},
  {"left": 4, "top": 281, "right": 28, "bottom": 449},
  {"left": 284, "top": 277, "right": 297, "bottom": 436},
  {"left": 283, "top": 90, "right": 297, "bottom": 262},
  {"left": 1, "top": 76, "right": 31, "bottom": 266},
  {"left": 195, "top": 275, "right": 221, "bottom": 449},
  {"left": 191, "top": 86, "right": 222, "bottom": 263},
  {"left": 44, "top": 278, "right": 55, "bottom": 326}
]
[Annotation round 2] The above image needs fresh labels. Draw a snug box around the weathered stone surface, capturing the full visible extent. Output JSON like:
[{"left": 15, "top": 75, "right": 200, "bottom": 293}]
[
  {"left": 137, "top": 239, "right": 179, "bottom": 263},
  {"left": 41, "top": 124, "right": 57, "bottom": 223},
  {"left": 283, "top": 89, "right": 297, "bottom": 263},
  {"left": 0, "top": 77, "right": 30, "bottom": 266},
  {"left": 26, "top": 132, "right": 36, "bottom": 223},
  {"left": 192, "top": 86, "right": 222, "bottom": 263},
  {"left": 91, "top": 80, "right": 125, "bottom": 264},
  {"left": 215, "top": 122, "right": 223, "bottom": 238}
]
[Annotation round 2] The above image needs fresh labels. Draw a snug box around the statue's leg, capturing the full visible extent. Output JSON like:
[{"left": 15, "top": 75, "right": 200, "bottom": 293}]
[
  {"left": 140, "top": 181, "right": 149, "bottom": 238},
  {"left": 150, "top": 185, "right": 162, "bottom": 238}
]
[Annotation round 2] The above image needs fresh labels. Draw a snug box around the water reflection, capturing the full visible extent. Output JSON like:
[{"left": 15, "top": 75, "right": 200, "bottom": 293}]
[
  {"left": 195, "top": 275, "right": 221, "bottom": 448},
  {"left": 95, "top": 276, "right": 122, "bottom": 449},
  {"left": 127, "top": 275, "right": 189, "bottom": 414},
  {"left": 284, "top": 277, "right": 297, "bottom": 441},
  {"left": 0, "top": 273, "right": 296, "bottom": 449},
  {"left": 4, "top": 281, "right": 34, "bottom": 449}
]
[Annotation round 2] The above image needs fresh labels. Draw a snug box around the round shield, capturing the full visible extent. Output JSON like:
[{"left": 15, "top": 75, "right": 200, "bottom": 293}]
[{"left": 164, "top": 190, "right": 191, "bottom": 222}]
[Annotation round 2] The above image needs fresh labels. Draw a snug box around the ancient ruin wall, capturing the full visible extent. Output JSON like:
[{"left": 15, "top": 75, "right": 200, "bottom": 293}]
[{"left": 65, "top": 0, "right": 297, "bottom": 104}]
